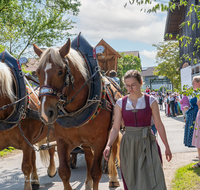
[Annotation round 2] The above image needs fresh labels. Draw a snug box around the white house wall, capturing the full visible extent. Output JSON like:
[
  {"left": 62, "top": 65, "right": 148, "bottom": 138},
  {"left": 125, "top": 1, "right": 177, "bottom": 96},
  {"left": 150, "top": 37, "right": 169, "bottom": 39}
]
[{"left": 181, "top": 66, "right": 192, "bottom": 90}]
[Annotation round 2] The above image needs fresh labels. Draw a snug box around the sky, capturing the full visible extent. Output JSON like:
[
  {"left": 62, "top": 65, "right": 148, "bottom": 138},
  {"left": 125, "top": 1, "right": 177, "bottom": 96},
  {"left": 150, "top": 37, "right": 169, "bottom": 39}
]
[{"left": 65, "top": 0, "right": 168, "bottom": 68}]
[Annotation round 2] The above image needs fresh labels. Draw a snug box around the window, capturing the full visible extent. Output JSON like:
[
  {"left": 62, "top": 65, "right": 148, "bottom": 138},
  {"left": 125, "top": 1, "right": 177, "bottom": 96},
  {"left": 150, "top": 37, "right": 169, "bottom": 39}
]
[
  {"left": 192, "top": 68, "right": 195, "bottom": 74},
  {"left": 196, "top": 66, "right": 199, "bottom": 74}
]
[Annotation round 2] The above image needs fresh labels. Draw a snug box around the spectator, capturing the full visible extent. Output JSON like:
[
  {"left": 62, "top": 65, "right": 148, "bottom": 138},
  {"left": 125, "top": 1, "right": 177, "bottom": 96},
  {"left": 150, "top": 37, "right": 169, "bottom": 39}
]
[
  {"left": 191, "top": 76, "right": 200, "bottom": 168},
  {"left": 165, "top": 94, "right": 170, "bottom": 117},
  {"left": 169, "top": 94, "right": 176, "bottom": 117},
  {"left": 174, "top": 93, "right": 178, "bottom": 116},
  {"left": 109, "top": 70, "right": 120, "bottom": 85},
  {"left": 184, "top": 97, "right": 198, "bottom": 147},
  {"left": 158, "top": 94, "right": 163, "bottom": 110},
  {"left": 151, "top": 89, "right": 156, "bottom": 96},
  {"left": 180, "top": 92, "right": 190, "bottom": 121},
  {"left": 145, "top": 86, "right": 151, "bottom": 94},
  {"left": 151, "top": 117, "right": 157, "bottom": 135}
]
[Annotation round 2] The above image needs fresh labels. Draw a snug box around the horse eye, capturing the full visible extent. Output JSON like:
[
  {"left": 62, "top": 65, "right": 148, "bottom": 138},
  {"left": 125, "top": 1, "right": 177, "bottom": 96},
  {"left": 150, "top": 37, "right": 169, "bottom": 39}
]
[{"left": 58, "top": 70, "right": 63, "bottom": 76}]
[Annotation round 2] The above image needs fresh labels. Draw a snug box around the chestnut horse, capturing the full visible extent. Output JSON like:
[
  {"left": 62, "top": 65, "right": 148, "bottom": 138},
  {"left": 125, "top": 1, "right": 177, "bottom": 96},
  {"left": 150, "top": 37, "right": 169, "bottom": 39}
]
[
  {"left": 0, "top": 61, "right": 57, "bottom": 190},
  {"left": 33, "top": 39, "right": 122, "bottom": 190}
]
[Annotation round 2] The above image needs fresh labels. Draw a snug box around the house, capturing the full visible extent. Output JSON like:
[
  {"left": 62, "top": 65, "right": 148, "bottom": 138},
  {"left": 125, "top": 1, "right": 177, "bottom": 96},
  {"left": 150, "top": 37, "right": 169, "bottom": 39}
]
[
  {"left": 164, "top": 0, "right": 200, "bottom": 89},
  {"left": 26, "top": 40, "right": 121, "bottom": 78},
  {"left": 25, "top": 58, "right": 39, "bottom": 72},
  {"left": 96, "top": 39, "right": 121, "bottom": 75},
  {"left": 141, "top": 67, "right": 172, "bottom": 91},
  {"left": 123, "top": 51, "right": 140, "bottom": 58}
]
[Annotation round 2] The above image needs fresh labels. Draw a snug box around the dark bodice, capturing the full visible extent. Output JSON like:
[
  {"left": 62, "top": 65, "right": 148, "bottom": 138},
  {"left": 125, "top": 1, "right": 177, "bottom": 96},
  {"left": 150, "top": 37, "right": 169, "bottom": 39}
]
[{"left": 122, "top": 94, "right": 152, "bottom": 127}]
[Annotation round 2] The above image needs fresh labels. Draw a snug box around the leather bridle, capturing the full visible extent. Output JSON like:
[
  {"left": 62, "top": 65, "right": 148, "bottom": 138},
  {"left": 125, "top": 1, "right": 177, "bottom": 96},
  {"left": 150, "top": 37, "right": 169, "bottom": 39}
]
[
  {"left": 38, "top": 56, "right": 101, "bottom": 114},
  {"left": 39, "top": 58, "right": 75, "bottom": 102}
]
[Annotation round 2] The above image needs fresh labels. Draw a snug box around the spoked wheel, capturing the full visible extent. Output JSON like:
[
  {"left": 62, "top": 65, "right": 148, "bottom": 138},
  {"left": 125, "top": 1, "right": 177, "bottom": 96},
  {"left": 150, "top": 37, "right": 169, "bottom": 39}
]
[{"left": 69, "top": 153, "right": 77, "bottom": 169}]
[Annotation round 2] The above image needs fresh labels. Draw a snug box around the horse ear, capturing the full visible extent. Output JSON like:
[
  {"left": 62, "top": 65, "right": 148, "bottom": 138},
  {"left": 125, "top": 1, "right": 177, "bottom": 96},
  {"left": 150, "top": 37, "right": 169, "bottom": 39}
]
[
  {"left": 33, "top": 44, "right": 43, "bottom": 57},
  {"left": 59, "top": 38, "right": 71, "bottom": 58}
]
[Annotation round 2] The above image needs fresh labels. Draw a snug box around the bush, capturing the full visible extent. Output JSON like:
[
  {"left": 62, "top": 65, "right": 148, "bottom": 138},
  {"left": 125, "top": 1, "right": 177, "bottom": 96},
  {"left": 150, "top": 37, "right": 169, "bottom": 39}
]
[{"left": 159, "top": 86, "right": 167, "bottom": 92}]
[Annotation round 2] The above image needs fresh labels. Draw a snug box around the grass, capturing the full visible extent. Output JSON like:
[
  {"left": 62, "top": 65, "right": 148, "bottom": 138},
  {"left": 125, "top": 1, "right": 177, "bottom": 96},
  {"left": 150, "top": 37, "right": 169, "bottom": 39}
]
[
  {"left": 172, "top": 163, "right": 200, "bottom": 190},
  {"left": 0, "top": 147, "right": 15, "bottom": 157}
]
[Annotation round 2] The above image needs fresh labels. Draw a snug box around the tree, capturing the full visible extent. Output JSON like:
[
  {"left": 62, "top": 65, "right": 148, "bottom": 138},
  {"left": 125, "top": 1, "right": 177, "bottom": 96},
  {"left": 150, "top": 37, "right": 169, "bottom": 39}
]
[
  {"left": 0, "top": 0, "right": 80, "bottom": 58},
  {"left": 125, "top": 0, "right": 200, "bottom": 62},
  {"left": 153, "top": 41, "right": 181, "bottom": 91},
  {"left": 117, "top": 52, "right": 142, "bottom": 91}
]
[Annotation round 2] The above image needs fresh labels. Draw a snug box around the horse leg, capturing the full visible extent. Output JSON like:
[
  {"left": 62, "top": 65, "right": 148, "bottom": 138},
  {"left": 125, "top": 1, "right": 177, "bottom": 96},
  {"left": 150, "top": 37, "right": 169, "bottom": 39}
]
[
  {"left": 57, "top": 138, "right": 72, "bottom": 190},
  {"left": 22, "top": 146, "right": 33, "bottom": 190},
  {"left": 108, "top": 133, "right": 122, "bottom": 188},
  {"left": 30, "top": 149, "right": 40, "bottom": 190},
  {"left": 47, "top": 147, "right": 57, "bottom": 177},
  {"left": 91, "top": 143, "right": 106, "bottom": 190},
  {"left": 82, "top": 145, "right": 94, "bottom": 190}
]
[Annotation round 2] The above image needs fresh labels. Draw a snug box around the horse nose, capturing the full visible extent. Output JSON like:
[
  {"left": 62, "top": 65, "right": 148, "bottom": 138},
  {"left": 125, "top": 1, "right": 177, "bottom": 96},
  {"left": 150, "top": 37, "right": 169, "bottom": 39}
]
[{"left": 48, "top": 109, "right": 54, "bottom": 119}]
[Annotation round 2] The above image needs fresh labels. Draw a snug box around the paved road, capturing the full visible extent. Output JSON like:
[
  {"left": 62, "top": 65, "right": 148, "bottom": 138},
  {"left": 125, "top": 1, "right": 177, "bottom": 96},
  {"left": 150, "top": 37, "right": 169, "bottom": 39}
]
[{"left": 0, "top": 110, "right": 195, "bottom": 190}]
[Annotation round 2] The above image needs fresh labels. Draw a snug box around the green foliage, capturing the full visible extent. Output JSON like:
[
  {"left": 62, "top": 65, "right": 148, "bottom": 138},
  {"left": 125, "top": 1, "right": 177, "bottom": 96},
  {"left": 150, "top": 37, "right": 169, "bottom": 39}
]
[
  {"left": 0, "top": 147, "right": 15, "bottom": 157},
  {"left": 0, "top": 0, "right": 80, "bottom": 58},
  {"left": 125, "top": 0, "right": 200, "bottom": 63},
  {"left": 21, "top": 65, "right": 32, "bottom": 74},
  {"left": 0, "top": 44, "right": 4, "bottom": 53},
  {"left": 172, "top": 163, "right": 200, "bottom": 190},
  {"left": 153, "top": 41, "right": 181, "bottom": 91},
  {"left": 180, "top": 85, "right": 200, "bottom": 99},
  {"left": 117, "top": 52, "right": 142, "bottom": 92},
  {"left": 159, "top": 86, "right": 167, "bottom": 92}
]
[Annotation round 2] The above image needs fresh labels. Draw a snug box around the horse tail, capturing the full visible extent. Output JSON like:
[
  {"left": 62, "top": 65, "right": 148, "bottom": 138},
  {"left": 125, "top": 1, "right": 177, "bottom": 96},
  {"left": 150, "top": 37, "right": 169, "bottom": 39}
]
[
  {"left": 37, "top": 138, "right": 50, "bottom": 167},
  {"left": 108, "top": 132, "right": 122, "bottom": 185}
]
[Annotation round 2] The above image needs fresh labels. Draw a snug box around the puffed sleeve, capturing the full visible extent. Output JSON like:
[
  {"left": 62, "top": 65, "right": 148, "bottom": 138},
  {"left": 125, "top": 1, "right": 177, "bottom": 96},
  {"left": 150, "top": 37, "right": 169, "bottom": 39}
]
[
  {"left": 149, "top": 95, "right": 156, "bottom": 107},
  {"left": 116, "top": 98, "right": 123, "bottom": 108}
]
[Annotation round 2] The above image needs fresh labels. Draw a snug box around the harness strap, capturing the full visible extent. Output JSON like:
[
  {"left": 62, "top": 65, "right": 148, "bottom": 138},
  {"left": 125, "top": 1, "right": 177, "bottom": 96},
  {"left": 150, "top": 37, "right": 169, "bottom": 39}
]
[
  {"left": 105, "top": 76, "right": 126, "bottom": 96},
  {"left": 26, "top": 108, "right": 40, "bottom": 121},
  {"left": 106, "top": 87, "right": 115, "bottom": 106},
  {"left": 33, "top": 124, "right": 44, "bottom": 144}
]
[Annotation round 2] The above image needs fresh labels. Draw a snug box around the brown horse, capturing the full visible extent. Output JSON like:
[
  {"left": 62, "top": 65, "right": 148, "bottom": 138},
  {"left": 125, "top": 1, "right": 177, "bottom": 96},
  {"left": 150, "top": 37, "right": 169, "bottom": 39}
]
[
  {"left": 33, "top": 39, "right": 122, "bottom": 190},
  {"left": 0, "top": 61, "right": 57, "bottom": 190}
]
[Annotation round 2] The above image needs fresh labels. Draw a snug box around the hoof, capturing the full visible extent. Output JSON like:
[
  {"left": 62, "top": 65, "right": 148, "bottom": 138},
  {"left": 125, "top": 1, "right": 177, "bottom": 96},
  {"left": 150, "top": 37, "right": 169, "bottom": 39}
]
[
  {"left": 109, "top": 181, "right": 120, "bottom": 187},
  {"left": 48, "top": 169, "right": 57, "bottom": 178},
  {"left": 31, "top": 183, "right": 40, "bottom": 190}
]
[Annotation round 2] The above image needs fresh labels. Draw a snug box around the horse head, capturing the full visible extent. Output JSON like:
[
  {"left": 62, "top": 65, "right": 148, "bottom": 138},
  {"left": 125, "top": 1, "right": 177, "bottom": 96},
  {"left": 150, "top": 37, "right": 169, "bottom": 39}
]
[
  {"left": 33, "top": 39, "right": 89, "bottom": 125},
  {"left": 0, "top": 61, "right": 16, "bottom": 119}
]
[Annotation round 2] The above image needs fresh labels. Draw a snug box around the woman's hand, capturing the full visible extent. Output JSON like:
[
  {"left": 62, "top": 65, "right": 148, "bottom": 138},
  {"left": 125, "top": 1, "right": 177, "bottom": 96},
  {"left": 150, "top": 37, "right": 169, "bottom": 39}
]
[
  {"left": 103, "top": 145, "right": 110, "bottom": 161},
  {"left": 165, "top": 147, "right": 172, "bottom": 162}
]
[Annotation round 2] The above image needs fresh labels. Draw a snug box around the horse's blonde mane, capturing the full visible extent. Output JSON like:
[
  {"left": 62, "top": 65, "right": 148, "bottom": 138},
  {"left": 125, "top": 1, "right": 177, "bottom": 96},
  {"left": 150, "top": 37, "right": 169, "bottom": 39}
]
[
  {"left": 39, "top": 47, "right": 89, "bottom": 81},
  {"left": 0, "top": 61, "right": 16, "bottom": 102}
]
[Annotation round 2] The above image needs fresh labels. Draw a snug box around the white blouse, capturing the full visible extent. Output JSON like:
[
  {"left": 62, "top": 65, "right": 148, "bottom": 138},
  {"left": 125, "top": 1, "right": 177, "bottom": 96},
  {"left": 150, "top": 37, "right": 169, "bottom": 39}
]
[{"left": 116, "top": 95, "right": 157, "bottom": 110}]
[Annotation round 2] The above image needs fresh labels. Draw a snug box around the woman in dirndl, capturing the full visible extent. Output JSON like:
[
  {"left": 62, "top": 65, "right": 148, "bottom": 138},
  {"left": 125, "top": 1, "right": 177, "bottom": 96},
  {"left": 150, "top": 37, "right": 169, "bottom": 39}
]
[
  {"left": 192, "top": 76, "right": 200, "bottom": 168},
  {"left": 184, "top": 97, "right": 198, "bottom": 147},
  {"left": 103, "top": 70, "right": 172, "bottom": 190}
]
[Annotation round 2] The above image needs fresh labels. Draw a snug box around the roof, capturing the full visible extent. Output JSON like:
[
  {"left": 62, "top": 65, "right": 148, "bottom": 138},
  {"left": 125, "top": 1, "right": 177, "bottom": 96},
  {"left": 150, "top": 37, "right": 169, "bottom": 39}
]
[
  {"left": 164, "top": 1, "right": 184, "bottom": 40},
  {"left": 96, "top": 39, "right": 121, "bottom": 58},
  {"left": 122, "top": 51, "right": 140, "bottom": 58},
  {"left": 141, "top": 67, "right": 155, "bottom": 77},
  {"left": 25, "top": 58, "right": 40, "bottom": 71}
]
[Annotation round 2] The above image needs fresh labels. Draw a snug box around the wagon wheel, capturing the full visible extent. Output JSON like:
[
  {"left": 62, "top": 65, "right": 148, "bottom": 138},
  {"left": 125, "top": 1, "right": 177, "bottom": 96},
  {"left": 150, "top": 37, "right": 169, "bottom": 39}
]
[{"left": 70, "top": 153, "right": 77, "bottom": 169}]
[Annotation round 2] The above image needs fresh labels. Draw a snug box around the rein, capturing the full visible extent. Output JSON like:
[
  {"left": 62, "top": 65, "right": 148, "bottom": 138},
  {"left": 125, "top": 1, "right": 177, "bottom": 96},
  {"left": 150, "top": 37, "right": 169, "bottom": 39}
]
[
  {"left": 57, "top": 66, "right": 101, "bottom": 117},
  {"left": 0, "top": 86, "right": 39, "bottom": 112},
  {"left": 61, "top": 66, "right": 101, "bottom": 107},
  {"left": 38, "top": 55, "right": 101, "bottom": 116}
]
